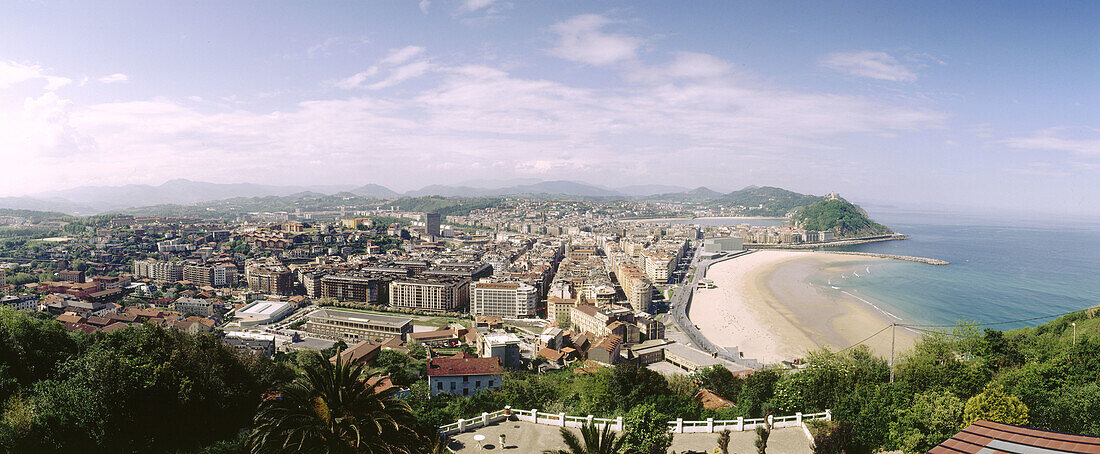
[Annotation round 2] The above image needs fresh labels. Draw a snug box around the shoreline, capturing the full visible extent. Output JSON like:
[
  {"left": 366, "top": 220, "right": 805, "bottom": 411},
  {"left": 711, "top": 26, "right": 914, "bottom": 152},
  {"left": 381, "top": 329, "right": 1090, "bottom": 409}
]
[
  {"left": 689, "top": 250, "right": 918, "bottom": 364},
  {"left": 628, "top": 216, "right": 787, "bottom": 222}
]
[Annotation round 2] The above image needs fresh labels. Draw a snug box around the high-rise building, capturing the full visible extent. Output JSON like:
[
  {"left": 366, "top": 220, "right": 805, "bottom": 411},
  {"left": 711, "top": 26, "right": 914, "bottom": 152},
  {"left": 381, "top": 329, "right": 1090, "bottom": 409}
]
[
  {"left": 470, "top": 281, "right": 538, "bottom": 318},
  {"left": 424, "top": 212, "right": 441, "bottom": 237}
]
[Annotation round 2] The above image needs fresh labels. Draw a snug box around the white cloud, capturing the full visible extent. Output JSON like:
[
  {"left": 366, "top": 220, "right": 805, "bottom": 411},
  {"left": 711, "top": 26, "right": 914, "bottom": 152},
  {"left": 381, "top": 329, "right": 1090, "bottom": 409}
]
[
  {"left": 550, "top": 14, "right": 642, "bottom": 66},
  {"left": 0, "top": 49, "right": 946, "bottom": 195},
  {"left": 419, "top": 0, "right": 431, "bottom": 14},
  {"left": 822, "top": 51, "right": 917, "bottom": 82},
  {"left": 381, "top": 46, "right": 426, "bottom": 65},
  {"left": 1002, "top": 127, "right": 1100, "bottom": 155},
  {"left": 98, "top": 73, "right": 129, "bottom": 84},
  {"left": 0, "top": 61, "right": 71, "bottom": 91},
  {"left": 366, "top": 60, "right": 433, "bottom": 90},
  {"left": 334, "top": 67, "right": 378, "bottom": 89},
  {"left": 460, "top": 0, "right": 496, "bottom": 12}
]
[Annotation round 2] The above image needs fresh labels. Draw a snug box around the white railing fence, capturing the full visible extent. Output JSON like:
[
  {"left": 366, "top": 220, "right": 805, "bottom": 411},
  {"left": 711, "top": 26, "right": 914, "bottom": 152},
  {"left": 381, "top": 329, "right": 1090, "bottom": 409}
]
[{"left": 439, "top": 407, "right": 829, "bottom": 436}]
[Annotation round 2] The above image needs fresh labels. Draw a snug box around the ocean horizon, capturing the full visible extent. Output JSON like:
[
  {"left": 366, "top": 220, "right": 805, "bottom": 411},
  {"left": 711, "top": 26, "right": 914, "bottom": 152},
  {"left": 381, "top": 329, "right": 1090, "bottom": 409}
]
[{"left": 819, "top": 209, "right": 1100, "bottom": 330}]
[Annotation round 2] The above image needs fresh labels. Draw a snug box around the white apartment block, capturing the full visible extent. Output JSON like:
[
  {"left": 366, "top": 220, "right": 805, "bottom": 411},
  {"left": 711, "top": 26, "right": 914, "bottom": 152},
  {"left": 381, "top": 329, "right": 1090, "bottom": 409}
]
[
  {"left": 389, "top": 278, "right": 469, "bottom": 312},
  {"left": 470, "top": 281, "right": 538, "bottom": 318}
]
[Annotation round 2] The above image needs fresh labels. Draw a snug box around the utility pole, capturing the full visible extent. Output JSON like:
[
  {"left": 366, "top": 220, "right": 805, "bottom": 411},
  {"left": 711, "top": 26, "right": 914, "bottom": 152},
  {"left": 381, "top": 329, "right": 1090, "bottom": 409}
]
[{"left": 889, "top": 322, "right": 896, "bottom": 384}]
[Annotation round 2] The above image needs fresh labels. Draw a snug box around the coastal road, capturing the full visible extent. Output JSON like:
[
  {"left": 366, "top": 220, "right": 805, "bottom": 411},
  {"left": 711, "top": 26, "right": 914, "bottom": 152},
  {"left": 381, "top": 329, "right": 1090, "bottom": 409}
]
[{"left": 666, "top": 245, "right": 754, "bottom": 364}]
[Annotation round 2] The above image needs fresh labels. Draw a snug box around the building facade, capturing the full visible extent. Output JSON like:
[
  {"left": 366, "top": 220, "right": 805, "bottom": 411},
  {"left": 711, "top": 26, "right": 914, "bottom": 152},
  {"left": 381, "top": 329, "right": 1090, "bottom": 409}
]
[
  {"left": 389, "top": 278, "right": 469, "bottom": 312},
  {"left": 427, "top": 354, "right": 503, "bottom": 397},
  {"left": 470, "top": 281, "right": 538, "bottom": 318},
  {"left": 305, "top": 308, "right": 413, "bottom": 342}
]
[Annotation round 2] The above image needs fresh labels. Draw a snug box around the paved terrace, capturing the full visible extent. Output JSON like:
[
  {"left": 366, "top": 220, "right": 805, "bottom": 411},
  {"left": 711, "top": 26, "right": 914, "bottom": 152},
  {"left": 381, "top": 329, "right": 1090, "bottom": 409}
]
[{"left": 446, "top": 421, "right": 812, "bottom": 453}]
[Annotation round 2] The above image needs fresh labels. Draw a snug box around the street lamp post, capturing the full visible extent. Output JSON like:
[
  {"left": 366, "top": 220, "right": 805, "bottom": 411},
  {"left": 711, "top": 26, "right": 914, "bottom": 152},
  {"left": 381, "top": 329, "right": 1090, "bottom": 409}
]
[{"left": 1071, "top": 322, "right": 1076, "bottom": 345}]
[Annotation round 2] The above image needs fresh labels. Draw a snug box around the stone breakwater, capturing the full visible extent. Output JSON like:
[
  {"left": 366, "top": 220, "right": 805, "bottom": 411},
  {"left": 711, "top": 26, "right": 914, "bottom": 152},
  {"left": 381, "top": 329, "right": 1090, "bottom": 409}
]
[{"left": 821, "top": 250, "right": 950, "bottom": 265}]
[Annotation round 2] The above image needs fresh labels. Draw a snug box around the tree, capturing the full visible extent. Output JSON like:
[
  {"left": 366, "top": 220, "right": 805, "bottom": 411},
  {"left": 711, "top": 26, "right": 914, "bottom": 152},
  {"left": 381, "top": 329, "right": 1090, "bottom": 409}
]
[
  {"left": 964, "top": 383, "right": 1029, "bottom": 427},
  {"left": 542, "top": 421, "right": 626, "bottom": 454},
  {"left": 371, "top": 350, "right": 424, "bottom": 387},
  {"left": 888, "top": 390, "right": 964, "bottom": 454},
  {"left": 754, "top": 419, "right": 772, "bottom": 454},
  {"left": 621, "top": 403, "right": 673, "bottom": 454},
  {"left": 248, "top": 351, "right": 421, "bottom": 453},
  {"left": 407, "top": 341, "right": 427, "bottom": 360},
  {"left": 716, "top": 429, "right": 731, "bottom": 454}
]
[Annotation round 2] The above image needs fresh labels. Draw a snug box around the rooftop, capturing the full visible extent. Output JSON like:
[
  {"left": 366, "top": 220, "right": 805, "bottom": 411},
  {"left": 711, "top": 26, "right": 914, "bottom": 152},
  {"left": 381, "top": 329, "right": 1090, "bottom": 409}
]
[
  {"left": 930, "top": 420, "right": 1100, "bottom": 454},
  {"left": 427, "top": 353, "right": 503, "bottom": 377},
  {"left": 309, "top": 308, "right": 412, "bottom": 328}
]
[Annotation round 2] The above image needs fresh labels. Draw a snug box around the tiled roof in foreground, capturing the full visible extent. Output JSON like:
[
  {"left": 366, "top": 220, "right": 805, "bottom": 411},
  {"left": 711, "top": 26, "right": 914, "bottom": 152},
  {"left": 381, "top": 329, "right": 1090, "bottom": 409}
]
[{"left": 929, "top": 420, "right": 1100, "bottom": 454}]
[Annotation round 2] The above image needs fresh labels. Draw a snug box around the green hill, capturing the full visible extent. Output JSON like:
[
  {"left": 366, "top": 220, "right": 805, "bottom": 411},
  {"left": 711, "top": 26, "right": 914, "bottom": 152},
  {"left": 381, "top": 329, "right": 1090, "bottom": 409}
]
[
  {"left": 713, "top": 186, "right": 825, "bottom": 216},
  {"left": 794, "top": 198, "right": 892, "bottom": 238}
]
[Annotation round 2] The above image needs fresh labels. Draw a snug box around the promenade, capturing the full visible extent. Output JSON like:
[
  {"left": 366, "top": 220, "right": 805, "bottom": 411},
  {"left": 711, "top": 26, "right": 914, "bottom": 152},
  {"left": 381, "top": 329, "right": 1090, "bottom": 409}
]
[{"left": 446, "top": 421, "right": 812, "bottom": 453}]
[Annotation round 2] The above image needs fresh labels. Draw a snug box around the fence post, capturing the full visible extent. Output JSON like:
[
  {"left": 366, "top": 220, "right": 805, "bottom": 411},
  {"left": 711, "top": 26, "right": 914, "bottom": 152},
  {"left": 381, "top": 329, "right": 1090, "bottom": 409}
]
[
  {"left": 767, "top": 415, "right": 774, "bottom": 426},
  {"left": 707, "top": 418, "right": 714, "bottom": 433},
  {"left": 504, "top": 405, "right": 511, "bottom": 419},
  {"left": 616, "top": 416, "right": 624, "bottom": 431},
  {"left": 457, "top": 418, "right": 466, "bottom": 432},
  {"left": 796, "top": 412, "right": 802, "bottom": 425},
  {"left": 532, "top": 409, "right": 538, "bottom": 424},
  {"left": 482, "top": 412, "right": 489, "bottom": 427},
  {"left": 825, "top": 409, "right": 832, "bottom": 421},
  {"left": 587, "top": 415, "right": 594, "bottom": 427},
  {"left": 676, "top": 418, "right": 684, "bottom": 433},
  {"left": 736, "top": 417, "right": 744, "bottom": 431},
  {"left": 559, "top": 413, "right": 566, "bottom": 427}
]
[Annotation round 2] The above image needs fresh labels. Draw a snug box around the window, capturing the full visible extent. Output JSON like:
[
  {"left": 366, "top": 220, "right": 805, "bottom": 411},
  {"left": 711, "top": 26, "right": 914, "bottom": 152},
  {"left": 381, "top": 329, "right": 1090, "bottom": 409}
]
[
  {"left": 488, "top": 380, "right": 494, "bottom": 387},
  {"left": 450, "top": 382, "right": 455, "bottom": 390},
  {"left": 463, "top": 388, "right": 469, "bottom": 396},
  {"left": 475, "top": 380, "right": 481, "bottom": 387},
  {"left": 463, "top": 376, "right": 468, "bottom": 382},
  {"left": 437, "top": 382, "right": 443, "bottom": 390}
]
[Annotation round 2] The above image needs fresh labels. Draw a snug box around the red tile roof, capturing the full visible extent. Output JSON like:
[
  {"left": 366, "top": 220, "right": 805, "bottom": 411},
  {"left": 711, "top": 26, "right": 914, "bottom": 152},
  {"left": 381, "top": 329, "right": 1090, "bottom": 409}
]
[
  {"left": 929, "top": 420, "right": 1100, "bottom": 454},
  {"left": 427, "top": 353, "right": 503, "bottom": 377}
]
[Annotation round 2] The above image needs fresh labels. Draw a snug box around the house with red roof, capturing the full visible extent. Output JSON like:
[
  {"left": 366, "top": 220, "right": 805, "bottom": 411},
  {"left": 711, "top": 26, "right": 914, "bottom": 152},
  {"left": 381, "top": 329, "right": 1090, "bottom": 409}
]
[{"left": 426, "top": 353, "right": 503, "bottom": 397}]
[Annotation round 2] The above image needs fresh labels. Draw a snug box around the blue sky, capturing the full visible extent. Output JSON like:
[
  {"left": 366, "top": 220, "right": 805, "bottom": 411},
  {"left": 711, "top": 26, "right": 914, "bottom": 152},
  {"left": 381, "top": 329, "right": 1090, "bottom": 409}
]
[{"left": 0, "top": 1, "right": 1097, "bottom": 214}]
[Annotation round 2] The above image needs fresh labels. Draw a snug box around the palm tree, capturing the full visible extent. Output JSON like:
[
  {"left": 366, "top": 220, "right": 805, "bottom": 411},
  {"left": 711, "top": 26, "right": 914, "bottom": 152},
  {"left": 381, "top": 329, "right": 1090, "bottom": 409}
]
[
  {"left": 543, "top": 421, "right": 627, "bottom": 454},
  {"left": 247, "top": 351, "right": 421, "bottom": 453}
]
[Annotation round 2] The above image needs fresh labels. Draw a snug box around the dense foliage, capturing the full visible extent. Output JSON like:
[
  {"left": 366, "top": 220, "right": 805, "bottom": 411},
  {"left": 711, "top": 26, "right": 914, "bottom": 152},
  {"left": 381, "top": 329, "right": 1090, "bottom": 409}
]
[
  {"left": 0, "top": 308, "right": 293, "bottom": 453},
  {"left": 713, "top": 186, "right": 825, "bottom": 217},
  {"left": 1, "top": 306, "right": 1097, "bottom": 453},
  {"left": 794, "top": 199, "right": 892, "bottom": 238}
]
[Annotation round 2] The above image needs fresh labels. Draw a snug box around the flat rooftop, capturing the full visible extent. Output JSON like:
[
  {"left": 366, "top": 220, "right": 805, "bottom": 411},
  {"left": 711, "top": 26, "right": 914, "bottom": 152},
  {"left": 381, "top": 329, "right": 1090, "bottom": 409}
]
[
  {"left": 239, "top": 300, "right": 292, "bottom": 316},
  {"left": 310, "top": 308, "right": 412, "bottom": 327}
]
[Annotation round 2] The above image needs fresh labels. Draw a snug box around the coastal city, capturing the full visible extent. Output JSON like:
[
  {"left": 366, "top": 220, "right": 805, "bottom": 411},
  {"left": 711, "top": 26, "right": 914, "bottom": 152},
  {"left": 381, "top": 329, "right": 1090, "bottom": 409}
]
[{"left": 3, "top": 2, "right": 1098, "bottom": 453}]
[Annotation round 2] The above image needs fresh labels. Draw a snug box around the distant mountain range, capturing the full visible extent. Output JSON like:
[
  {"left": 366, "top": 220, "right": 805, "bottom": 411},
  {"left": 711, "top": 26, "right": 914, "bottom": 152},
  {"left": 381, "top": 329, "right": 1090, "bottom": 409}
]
[{"left": 0, "top": 178, "right": 823, "bottom": 216}]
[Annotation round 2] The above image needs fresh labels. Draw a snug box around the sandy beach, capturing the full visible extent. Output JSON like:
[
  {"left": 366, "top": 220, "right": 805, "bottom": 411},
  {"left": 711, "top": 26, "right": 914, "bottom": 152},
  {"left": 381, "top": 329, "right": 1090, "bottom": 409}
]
[{"left": 690, "top": 250, "right": 917, "bottom": 364}]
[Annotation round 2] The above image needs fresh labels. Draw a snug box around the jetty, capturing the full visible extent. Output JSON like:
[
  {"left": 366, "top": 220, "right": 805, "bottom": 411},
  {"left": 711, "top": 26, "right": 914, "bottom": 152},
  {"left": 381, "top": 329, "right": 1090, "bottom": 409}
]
[{"left": 822, "top": 251, "right": 950, "bottom": 265}]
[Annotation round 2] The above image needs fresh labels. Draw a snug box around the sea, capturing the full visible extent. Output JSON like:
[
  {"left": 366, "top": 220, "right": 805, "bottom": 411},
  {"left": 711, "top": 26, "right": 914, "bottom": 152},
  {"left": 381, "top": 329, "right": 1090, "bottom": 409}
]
[
  {"left": 821, "top": 209, "right": 1100, "bottom": 329},
  {"left": 682, "top": 210, "right": 1100, "bottom": 330}
]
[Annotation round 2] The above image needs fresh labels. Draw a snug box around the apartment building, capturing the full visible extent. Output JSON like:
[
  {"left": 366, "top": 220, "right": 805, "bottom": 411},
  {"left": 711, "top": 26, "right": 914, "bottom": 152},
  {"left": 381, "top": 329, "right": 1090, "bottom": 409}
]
[
  {"left": 320, "top": 274, "right": 390, "bottom": 305},
  {"left": 389, "top": 277, "right": 469, "bottom": 312},
  {"left": 133, "top": 259, "right": 184, "bottom": 282},
  {"left": 470, "top": 281, "right": 538, "bottom": 318}
]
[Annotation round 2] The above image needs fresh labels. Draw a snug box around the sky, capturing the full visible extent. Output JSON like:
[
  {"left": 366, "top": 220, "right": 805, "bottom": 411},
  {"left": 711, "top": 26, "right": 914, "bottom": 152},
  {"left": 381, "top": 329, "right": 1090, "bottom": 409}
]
[{"left": 0, "top": 0, "right": 1097, "bottom": 214}]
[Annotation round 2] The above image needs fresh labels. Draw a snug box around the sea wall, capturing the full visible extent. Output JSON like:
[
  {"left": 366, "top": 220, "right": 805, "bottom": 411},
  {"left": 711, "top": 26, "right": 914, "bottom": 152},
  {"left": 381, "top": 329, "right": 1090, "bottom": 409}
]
[{"left": 746, "top": 234, "right": 909, "bottom": 249}]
